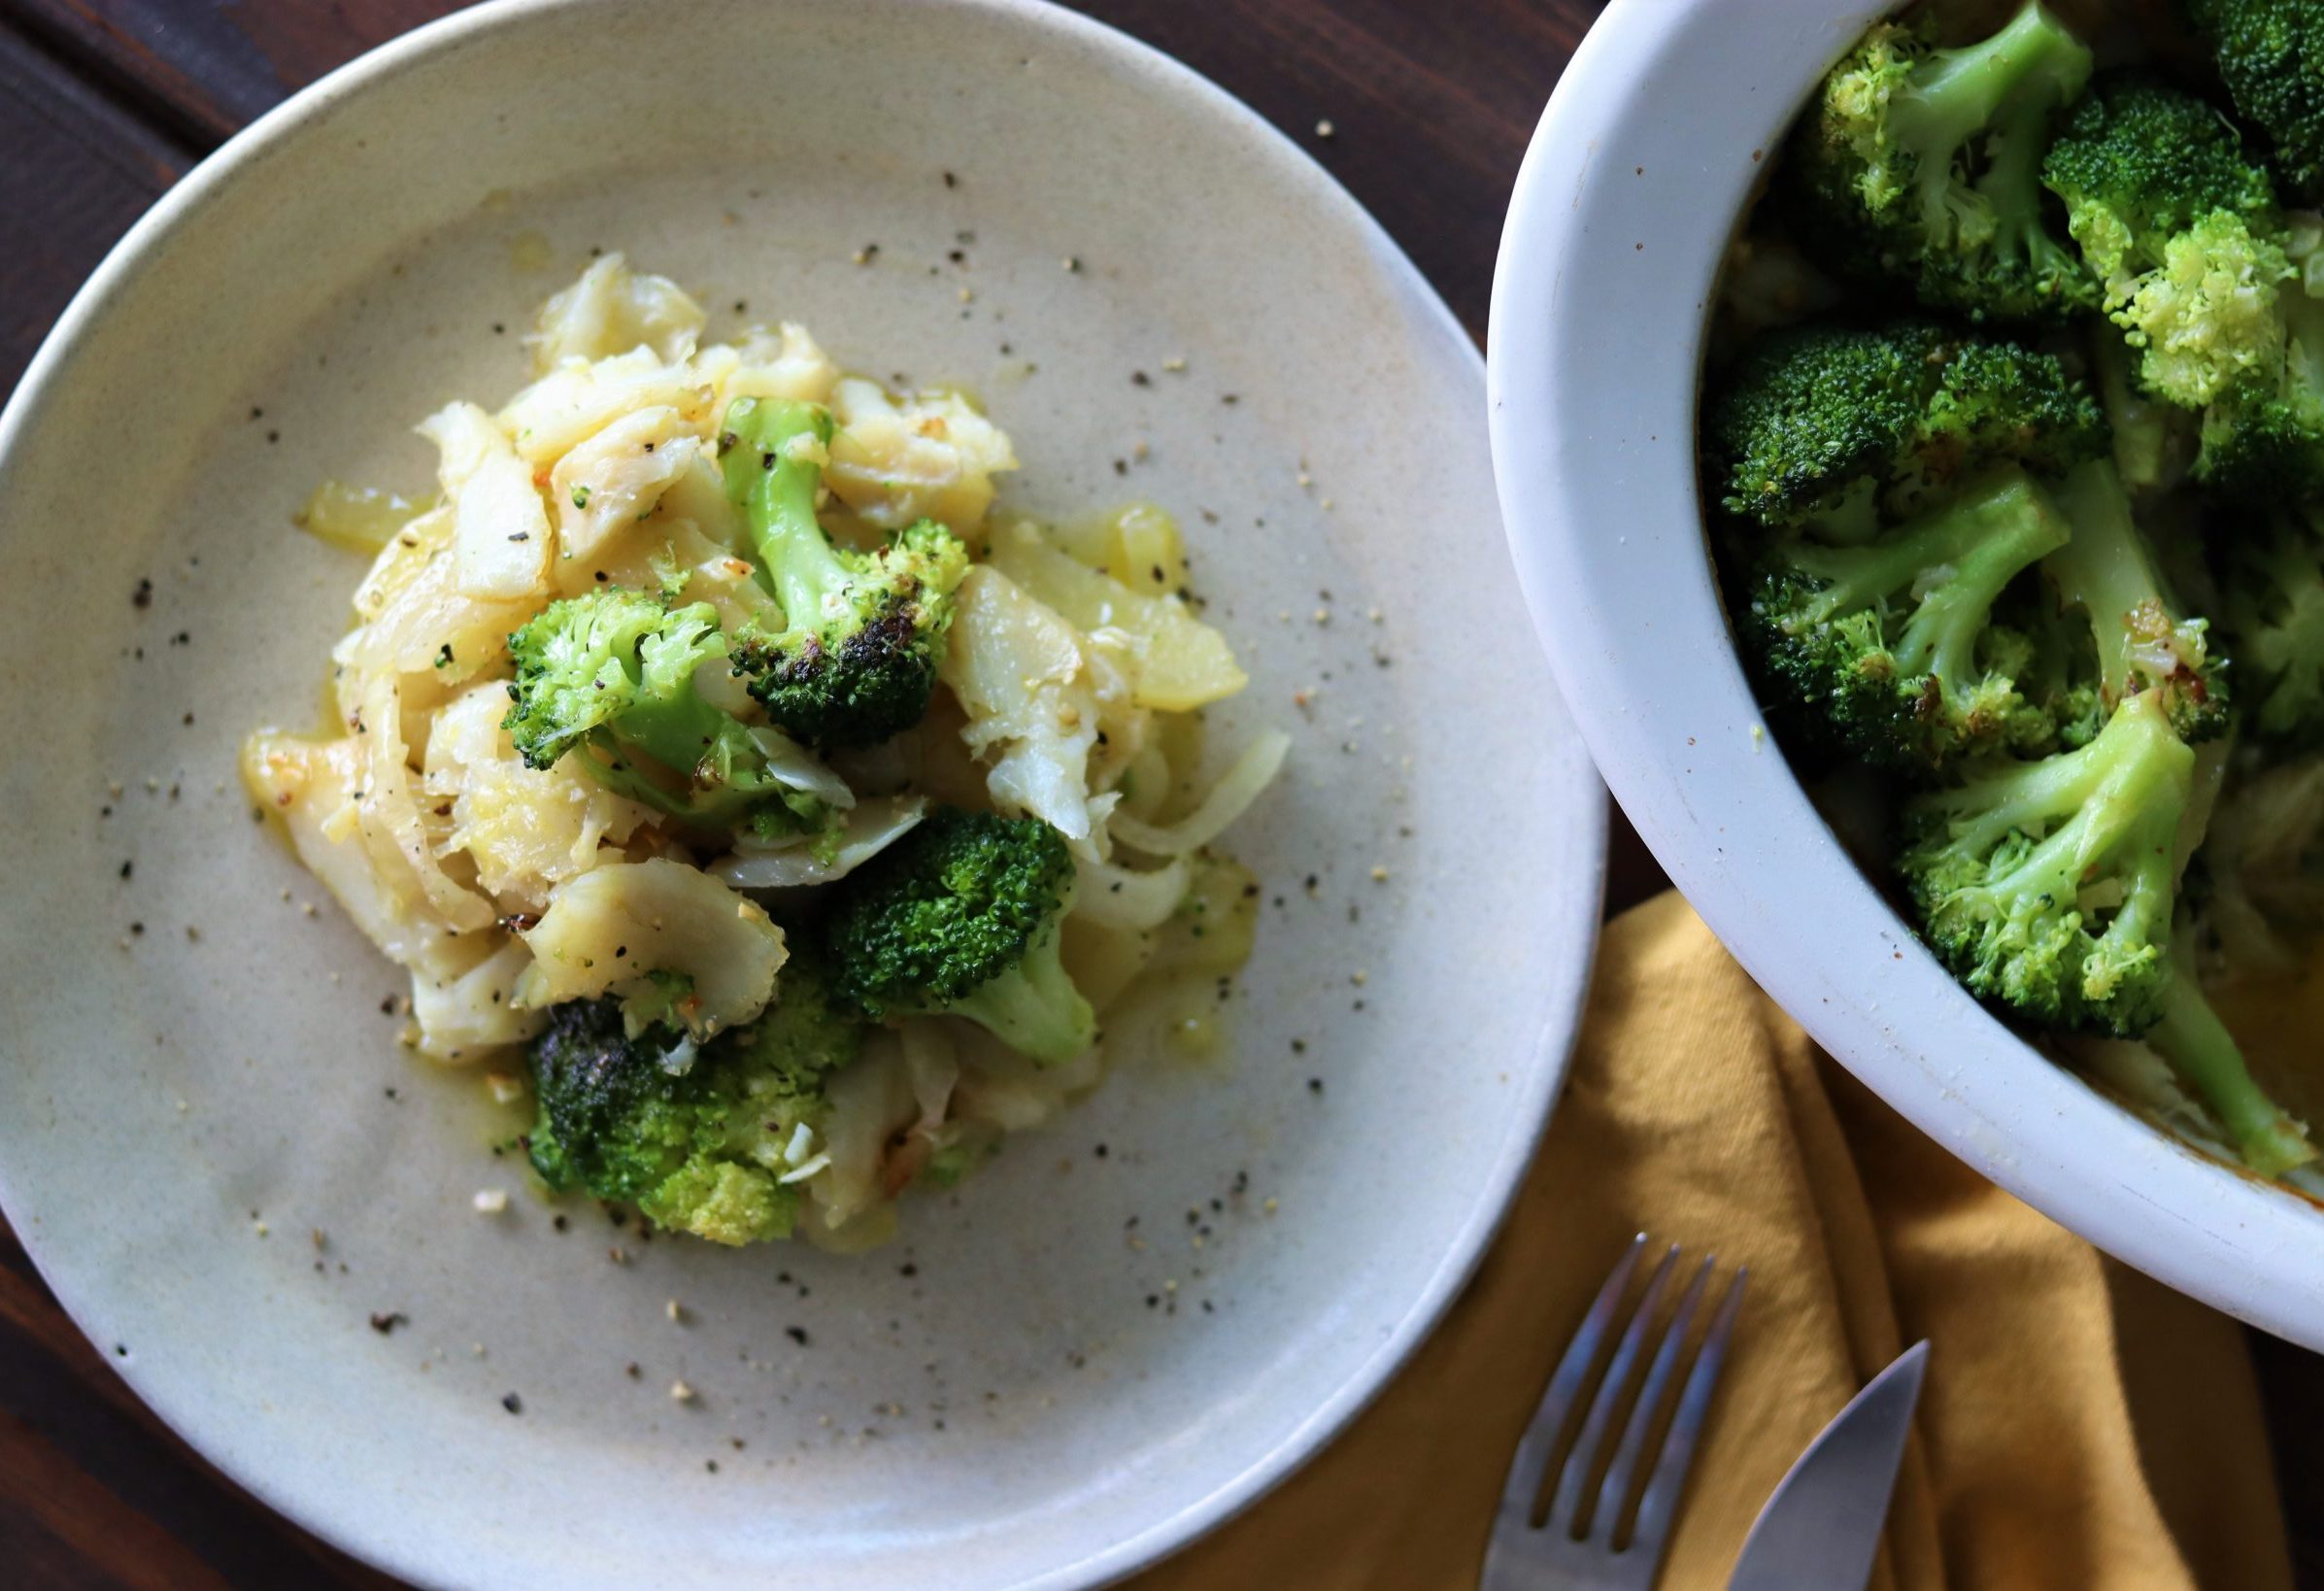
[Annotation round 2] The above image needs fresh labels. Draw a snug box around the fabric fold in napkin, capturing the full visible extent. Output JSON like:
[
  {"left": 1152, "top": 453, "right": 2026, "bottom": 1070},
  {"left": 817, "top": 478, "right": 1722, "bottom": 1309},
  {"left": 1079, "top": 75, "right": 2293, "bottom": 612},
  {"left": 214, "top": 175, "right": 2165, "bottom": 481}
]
[{"left": 1131, "top": 892, "right": 2291, "bottom": 1591}]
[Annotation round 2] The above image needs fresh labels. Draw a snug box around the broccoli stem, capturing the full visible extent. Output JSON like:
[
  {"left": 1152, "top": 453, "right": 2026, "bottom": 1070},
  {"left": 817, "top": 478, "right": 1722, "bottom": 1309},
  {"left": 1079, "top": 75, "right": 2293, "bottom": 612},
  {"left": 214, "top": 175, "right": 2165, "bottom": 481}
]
[
  {"left": 2091, "top": 325, "right": 2172, "bottom": 489},
  {"left": 722, "top": 396, "right": 845, "bottom": 621},
  {"left": 1793, "top": 469, "right": 2067, "bottom": 686},
  {"left": 1977, "top": 79, "right": 2081, "bottom": 283},
  {"left": 2045, "top": 459, "right": 2162, "bottom": 704},
  {"left": 612, "top": 689, "right": 735, "bottom": 785},
  {"left": 2148, "top": 973, "right": 2316, "bottom": 1175},
  {"left": 945, "top": 924, "right": 1096, "bottom": 1066},
  {"left": 1894, "top": 2, "right": 2089, "bottom": 236}
]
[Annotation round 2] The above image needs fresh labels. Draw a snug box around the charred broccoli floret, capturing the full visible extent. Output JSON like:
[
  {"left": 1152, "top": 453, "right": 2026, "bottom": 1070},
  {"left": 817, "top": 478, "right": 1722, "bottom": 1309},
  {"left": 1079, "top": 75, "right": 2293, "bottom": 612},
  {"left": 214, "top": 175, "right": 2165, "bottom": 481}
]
[
  {"left": 1898, "top": 689, "right": 2193, "bottom": 1035},
  {"left": 2187, "top": 0, "right": 2324, "bottom": 205},
  {"left": 1704, "top": 322, "right": 2105, "bottom": 534},
  {"left": 1784, "top": 0, "right": 2097, "bottom": 322},
  {"left": 718, "top": 396, "right": 968, "bottom": 749},
  {"left": 502, "top": 587, "right": 832, "bottom": 837},
  {"left": 524, "top": 955, "right": 865, "bottom": 1245},
  {"left": 825, "top": 806, "right": 1095, "bottom": 1065},
  {"left": 2040, "top": 73, "right": 2285, "bottom": 409}
]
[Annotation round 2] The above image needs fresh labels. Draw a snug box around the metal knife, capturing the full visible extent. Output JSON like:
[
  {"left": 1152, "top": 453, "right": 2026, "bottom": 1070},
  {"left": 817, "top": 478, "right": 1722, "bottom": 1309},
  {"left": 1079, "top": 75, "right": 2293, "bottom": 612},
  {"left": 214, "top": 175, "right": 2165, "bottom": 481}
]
[{"left": 1728, "top": 1340, "right": 1929, "bottom": 1591}]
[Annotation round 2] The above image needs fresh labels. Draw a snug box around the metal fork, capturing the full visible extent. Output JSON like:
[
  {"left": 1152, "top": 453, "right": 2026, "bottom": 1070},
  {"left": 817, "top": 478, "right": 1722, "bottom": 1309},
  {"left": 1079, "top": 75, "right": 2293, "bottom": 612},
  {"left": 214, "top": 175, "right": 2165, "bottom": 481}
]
[{"left": 1481, "top": 1235, "right": 1748, "bottom": 1591}]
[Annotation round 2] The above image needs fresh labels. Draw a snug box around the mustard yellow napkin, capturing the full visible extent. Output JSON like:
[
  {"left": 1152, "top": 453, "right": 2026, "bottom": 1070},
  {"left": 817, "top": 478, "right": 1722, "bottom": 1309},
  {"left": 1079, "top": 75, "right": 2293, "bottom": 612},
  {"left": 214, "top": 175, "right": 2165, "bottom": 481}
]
[{"left": 1132, "top": 893, "right": 2291, "bottom": 1590}]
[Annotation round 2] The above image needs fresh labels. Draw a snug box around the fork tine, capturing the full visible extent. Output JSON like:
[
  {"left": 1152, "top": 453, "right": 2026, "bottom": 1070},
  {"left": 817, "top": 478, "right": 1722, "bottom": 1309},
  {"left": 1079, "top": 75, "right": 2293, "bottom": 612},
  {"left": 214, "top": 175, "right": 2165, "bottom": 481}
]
[
  {"left": 1496, "top": 1234, "right": 1647, "bottom": 1529},
  {"left": 1593, "top": 1255, "right": 1715, "bottom": 1545},
  {"left": 1625, "top": 1266, "right": 1748, "bottom": 1577},
  {"left": 1547, "top": 1242, "right": 1679, "bottom": 1538}
]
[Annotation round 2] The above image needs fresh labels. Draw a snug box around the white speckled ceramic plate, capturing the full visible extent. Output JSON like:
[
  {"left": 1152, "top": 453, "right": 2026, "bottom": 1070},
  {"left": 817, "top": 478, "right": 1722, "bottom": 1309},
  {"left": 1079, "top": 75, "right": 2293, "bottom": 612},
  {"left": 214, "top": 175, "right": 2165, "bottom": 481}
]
[{"left": 0, "top": 1, "right": 1603, "bottom": 1585}]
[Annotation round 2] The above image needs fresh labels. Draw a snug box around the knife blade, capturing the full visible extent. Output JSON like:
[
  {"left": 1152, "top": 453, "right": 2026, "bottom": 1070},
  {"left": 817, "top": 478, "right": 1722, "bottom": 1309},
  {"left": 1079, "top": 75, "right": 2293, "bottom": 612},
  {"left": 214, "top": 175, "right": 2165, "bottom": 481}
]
[{"left": 1728, "top": 1340, "right": 1929, "bottom": 1591}]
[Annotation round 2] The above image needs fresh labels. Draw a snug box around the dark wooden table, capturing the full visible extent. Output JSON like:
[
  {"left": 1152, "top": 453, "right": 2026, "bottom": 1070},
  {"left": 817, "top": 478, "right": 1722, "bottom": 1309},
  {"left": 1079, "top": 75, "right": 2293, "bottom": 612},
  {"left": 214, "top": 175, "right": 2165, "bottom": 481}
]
[{"left": 0, "top": 0, "right": 2316, "bottom": 1584}]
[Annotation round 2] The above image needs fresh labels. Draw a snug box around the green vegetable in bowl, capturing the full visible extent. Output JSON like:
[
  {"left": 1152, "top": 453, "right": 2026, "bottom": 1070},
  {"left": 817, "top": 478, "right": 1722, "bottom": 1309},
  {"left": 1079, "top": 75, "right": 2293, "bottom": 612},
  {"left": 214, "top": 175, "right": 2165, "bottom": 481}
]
[
  {"left": 1704, "top": 321, "right": 2105, "bottom": 536},
  {"left": 2187, "top": 0, "right": 2324, "bottom": 205},
  {"left": 2040, "top": 73, "right": 2285, "bottom": 410},
  {"left": 1740, "top": 467, "right": 2072, "bottom": 771},
  {"left": 1784, "top": 0, "right": 2097, "bottom": 322},
  {"left": 1897, "top": 689, "right": 2190, "bottom": 1035}
]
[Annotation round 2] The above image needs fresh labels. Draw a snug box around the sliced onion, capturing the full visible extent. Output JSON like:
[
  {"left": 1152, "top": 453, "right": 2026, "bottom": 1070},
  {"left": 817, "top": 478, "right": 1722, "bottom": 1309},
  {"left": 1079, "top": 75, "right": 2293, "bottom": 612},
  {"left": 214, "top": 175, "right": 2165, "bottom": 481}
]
[
  {"left": 899, "top": 1019, "right": 960, "bottom": 1133},
  {"left": 715, "top": 796, "right": 927, "bottom": 889},
  {"left": 743, "top": 726, "right": 856, "bottom": 809},
  {"left": 1107, "top": 729, "right": 1289, "bottom": 858},
  {"left": 1073, "top": 853, "right": 1191, "bottom": 931}
]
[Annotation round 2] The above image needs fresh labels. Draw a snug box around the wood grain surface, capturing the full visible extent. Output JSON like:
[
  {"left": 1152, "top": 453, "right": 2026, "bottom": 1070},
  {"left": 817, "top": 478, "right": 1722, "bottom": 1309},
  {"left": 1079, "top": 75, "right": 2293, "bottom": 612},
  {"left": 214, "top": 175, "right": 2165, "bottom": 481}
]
[{"left": 0, "top": 0, "right": 2312, "bottom": 1585}]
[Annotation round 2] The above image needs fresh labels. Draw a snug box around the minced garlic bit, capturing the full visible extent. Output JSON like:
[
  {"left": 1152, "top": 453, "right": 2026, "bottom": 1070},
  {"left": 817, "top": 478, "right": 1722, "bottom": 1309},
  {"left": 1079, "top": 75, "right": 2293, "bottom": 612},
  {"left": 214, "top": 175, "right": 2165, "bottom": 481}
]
[
  {"left": 473, "top": 1189, "right": 509, "bottom": 1215},
  {"left": 671, "top": 1379, "right": 697, "bottom": 1403},
  {"left": 485, "top": 1071, "right": 524, "bottom": 1105},
  {"left": 667, "top": 1299, "right": 687, "bottom": 1323},
  {"left": 1162, "top": 356, "right": 1187, "bottom": 373},
  {"left": 1369, "top": 866, "right": 1389, "bottom": 883},
  {"left": 1316, "top": 118, "right": 1335, "bottom": 138}
]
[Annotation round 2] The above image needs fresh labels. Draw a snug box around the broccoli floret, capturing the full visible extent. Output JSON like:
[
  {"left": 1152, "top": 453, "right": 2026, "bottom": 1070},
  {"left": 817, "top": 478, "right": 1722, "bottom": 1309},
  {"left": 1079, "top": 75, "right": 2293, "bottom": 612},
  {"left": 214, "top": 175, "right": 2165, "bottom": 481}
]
[
  {"left": 2146, "top": 967, "right": 2315, "bottom": 1174},
  {"left": 718, "top": 945, "right": 865, "bottom": 1113},
  {"left": 2040, "top": 74, "right": 2285, "bottom": 409},
  {"left": 1742, "top": 467, "right": 2072, "bottom": 771},
  {"left": 2193, "top": 288, "right": 2324, "bottom": 499},
  {"left": 2187, "top": 0, "right": 2324, "bottom": 204},
  {"left": 502, "top": 587, "right": 835, "bottom": 835},
  {"left": 2220, "top": 506, "right": 2324, "bottom": 743},
  {"left": 524, "top": 957, "right": 865, "bottom": 1245},
  {"left": 718, "top": 396, "right": 969, "bottom": 748},
  {"left": 1785, "top": 1, "right": 2097, "bottom": 322},
  {"left": 1704, "top": 322, "right": 2105, "bottom": 532},
  {"left": 1899, "top": 689, "right": 2194, "bottom": 1035},
  {"left": 2041, "top": 458, "right": 2230, "bottom": 742},
  {"left": 825, "top": 806, "right": 1096, "bottom": 1065}
]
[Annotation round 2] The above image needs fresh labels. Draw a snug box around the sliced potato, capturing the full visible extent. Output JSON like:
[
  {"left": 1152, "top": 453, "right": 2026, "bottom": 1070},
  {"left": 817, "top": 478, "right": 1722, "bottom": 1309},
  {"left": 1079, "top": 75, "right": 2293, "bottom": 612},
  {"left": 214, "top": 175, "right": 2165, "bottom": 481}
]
[
  {"left": 423, "top": 683, "right": 653, "bottom": 912},
  {"left": 715, "top": 322, "right": 840, "bottom": 409},
  {"left": 515, "top": 858, "right": 787, "bottom": 1036},
  {"left": 353, "top": 672, "right": 498, "bottom": 933},
  {"left": 940, "top": 566, "right": 1106, "bottom": 845},
  {"left": 988, "top": 522, "right": 1245, "bottom": 711},
  {"left": 498, "top": 348, "right": 711, "bottom": 469},
  {"left": 531, "top": 254, "right": 706, "bottom": 369},
  {"left": 551, "top": 405, "right": 702, "bottom": 563},
  {"left": 243, "top": 730, "right": 455, "bottom": 965},
  {"left": 409, "top": 936, "right": 546, "bottom": 1063},
  {"left": 418, "top": 401, "right": 553, "bottom": 599},
  {"left": 826, "top": 378, "right": 1018, "bottom": 533}
]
